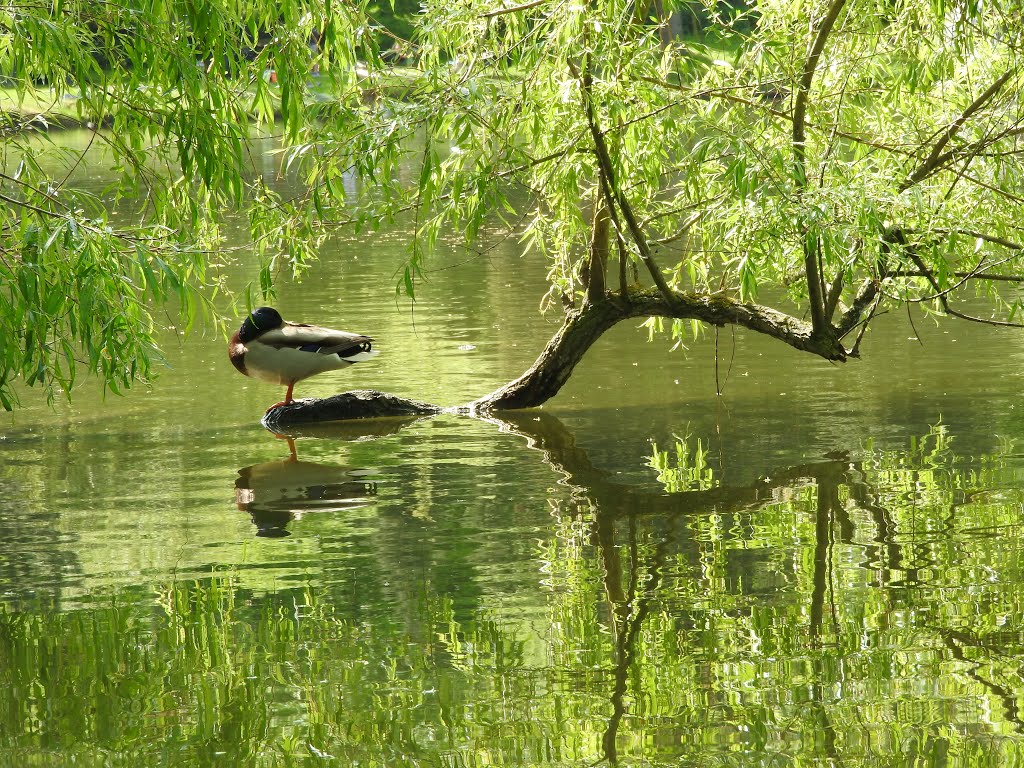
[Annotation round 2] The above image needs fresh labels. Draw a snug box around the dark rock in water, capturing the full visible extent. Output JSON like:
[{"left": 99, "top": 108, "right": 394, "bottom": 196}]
[{"left": 261, "top": 389, "right": 443, "bottom": 431}]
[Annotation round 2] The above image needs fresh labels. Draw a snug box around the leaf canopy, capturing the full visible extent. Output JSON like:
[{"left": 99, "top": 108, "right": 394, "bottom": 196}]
[{"left": 1, "top": 0, "right": 1022, "bottom": 408}]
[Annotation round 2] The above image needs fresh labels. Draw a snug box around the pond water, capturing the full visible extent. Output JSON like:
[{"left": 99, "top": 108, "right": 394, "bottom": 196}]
[{"left": 3, "top": 133, "right": 1024, "bottom": 766}]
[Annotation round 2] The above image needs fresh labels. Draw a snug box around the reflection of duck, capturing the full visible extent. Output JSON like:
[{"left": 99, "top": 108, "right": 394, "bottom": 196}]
[
  {"left": 229, "top": 307, "right": 380, "bottom": 410},
  {"left": 235, "top": 458, "right": 378, "bottom": 537}
]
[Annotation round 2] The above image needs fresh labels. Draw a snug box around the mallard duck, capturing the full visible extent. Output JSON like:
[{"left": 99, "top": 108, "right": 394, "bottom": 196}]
[{"left": 229, "top": 307, "right": 379, "bottom": 409}]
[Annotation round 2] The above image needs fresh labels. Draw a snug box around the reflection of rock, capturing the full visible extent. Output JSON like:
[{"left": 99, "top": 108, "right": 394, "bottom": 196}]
[
  {"left": 261, "top": 390, "right": 442, "bottom": 432},
  {"left": 235, "top": 459, "right": 378, "bottom": 537}
]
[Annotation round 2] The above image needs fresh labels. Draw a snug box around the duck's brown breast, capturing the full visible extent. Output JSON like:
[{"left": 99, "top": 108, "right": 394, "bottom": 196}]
[{"left": 228, "top": 332, "right": 249, "bottom": 376}]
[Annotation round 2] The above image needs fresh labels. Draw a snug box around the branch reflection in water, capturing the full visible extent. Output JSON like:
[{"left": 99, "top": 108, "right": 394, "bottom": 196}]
[
  {"left": 471, "top": 412, "right": 1024, "bottom": 761},
  {"left": 488, "top": 411, "right": 862, "bottom": 762}
]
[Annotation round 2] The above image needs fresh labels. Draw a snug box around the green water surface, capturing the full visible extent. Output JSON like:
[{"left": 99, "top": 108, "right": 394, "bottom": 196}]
[{"left": 3, "top": 133, "right": 1024, "bottom": 767}]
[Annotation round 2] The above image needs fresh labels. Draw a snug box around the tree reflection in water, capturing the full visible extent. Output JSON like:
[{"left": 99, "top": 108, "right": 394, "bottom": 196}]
[
  {"left": 491, "top": 411, "right": 1024, "bottom": 762},
  {"left": 240, "top": 409, "right": 1024, "bottom": 763}
]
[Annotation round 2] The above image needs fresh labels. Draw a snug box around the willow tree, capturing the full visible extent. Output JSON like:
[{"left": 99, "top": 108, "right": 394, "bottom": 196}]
[{"left": 2, "top": 0, "right": 1023, "bottom": 412}]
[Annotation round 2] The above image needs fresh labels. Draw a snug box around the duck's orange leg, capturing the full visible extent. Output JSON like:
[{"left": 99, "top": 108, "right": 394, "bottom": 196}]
[{"left": 265, "top": 382, "right": 296, "bottom": 412}]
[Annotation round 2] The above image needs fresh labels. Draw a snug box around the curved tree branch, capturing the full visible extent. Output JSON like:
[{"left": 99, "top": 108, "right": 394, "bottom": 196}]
[
  {"left": 470, "top": 288, "right": 848, "bottom": 411},
  {"left": 895, "top": 248, "right": 1024, "bottom": 328},
  {"left": 938, "top": 230, "right": 1023, "bottom": 251}
]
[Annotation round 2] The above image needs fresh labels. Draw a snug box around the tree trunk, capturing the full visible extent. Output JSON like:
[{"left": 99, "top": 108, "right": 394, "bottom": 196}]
[
  {"left": 470, "top": 297, "right": 627, "bottom": 411},
  {"left": 585, "top": 190, "right": 610, "bottom": 303}
]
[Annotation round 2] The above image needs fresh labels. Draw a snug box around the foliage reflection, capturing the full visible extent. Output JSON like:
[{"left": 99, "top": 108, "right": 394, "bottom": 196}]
[{"left": 3, "top": 416, "right": 1024, "bottom": 766}]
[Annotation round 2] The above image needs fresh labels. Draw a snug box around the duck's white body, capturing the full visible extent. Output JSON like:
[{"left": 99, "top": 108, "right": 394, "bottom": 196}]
[
  {"left": 229, "top": 307, "right": 379, "bottom": 408},
  {"left": 239, "top": 323, "right": 378, "bottom": 386}
]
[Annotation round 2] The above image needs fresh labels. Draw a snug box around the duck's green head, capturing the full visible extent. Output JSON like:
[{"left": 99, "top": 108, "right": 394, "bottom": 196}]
[{"left": 239, "top": 306, "right": 283, "bottom": 342}]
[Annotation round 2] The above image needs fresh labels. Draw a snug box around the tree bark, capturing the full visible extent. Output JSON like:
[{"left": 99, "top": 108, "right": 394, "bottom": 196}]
[
  {"left": 470, "top": 288, "right": 849, "bottom": 412},
  {"left": 263, "top": 390, "right": 441, "bottom": 432},
  {"left": 792, "top": 0, "right": 849, "bottom": 336},
  {"left": 470, "top": 296, "right": 627, "bottom": 412}
]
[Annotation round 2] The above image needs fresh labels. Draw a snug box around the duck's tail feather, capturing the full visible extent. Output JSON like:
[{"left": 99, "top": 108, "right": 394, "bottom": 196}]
[
  {"left": 336, "top": 341, "right": 380, "bottom": 362},
  {"left": 341, "top": 348, "right": 380, "bottom": 362}
]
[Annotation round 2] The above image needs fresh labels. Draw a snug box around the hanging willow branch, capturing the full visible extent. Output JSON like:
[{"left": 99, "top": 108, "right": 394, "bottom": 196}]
[
  {"left": 792, "top": 0, "right": 849, "bottom": 336},
  {"left": 568, "top": 57, "right": 676, "bottom": 305},
  {"left": 900, "top": 70, "right": 1015, "bottom": 192}
]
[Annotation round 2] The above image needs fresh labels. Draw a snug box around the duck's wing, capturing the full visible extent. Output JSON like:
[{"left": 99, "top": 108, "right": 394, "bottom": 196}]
[{"left": 259, "top": 322, "right": 375, "bottom": 355}]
